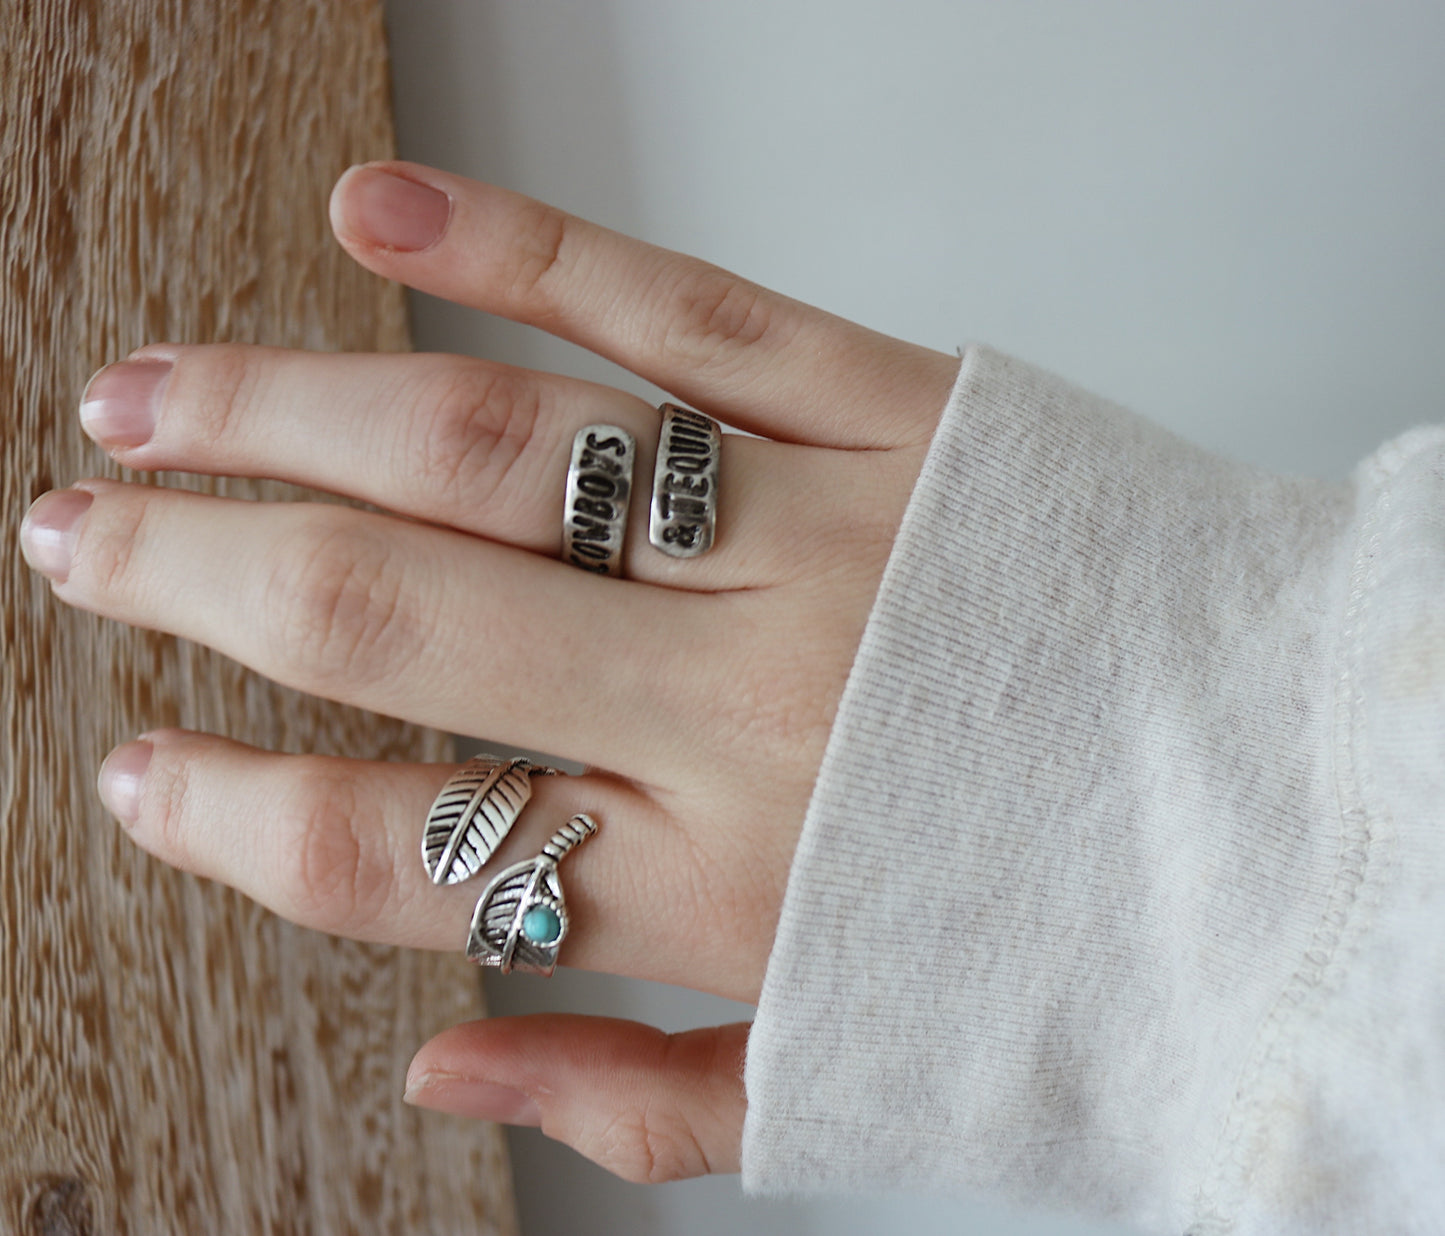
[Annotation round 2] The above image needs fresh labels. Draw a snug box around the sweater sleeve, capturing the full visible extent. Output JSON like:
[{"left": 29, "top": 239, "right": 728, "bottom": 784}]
[{"left": 740, "top": 346, "right": 1445, "bottom": 1234}]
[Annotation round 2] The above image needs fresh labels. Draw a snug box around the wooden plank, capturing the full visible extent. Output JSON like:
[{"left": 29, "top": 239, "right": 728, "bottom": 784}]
[{"left": 0, "top": 3, "right": 518, "bottom": 1232}]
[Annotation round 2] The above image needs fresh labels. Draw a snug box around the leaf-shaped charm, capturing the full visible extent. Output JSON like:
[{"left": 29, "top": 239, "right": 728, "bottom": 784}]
[
  {"left": 466, "top": 814, "right": 597, "bottom": 976},
  {"left": 421, "top": 755, "right": 551, "bottom": 886}
]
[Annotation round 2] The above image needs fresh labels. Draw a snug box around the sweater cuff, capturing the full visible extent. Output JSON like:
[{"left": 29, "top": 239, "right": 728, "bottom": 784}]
[{"left": 741, "top": 346, "right": 1360, "bottom": 1230}]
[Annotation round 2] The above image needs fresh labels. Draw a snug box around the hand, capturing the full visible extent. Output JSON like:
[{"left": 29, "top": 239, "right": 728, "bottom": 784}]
[{"left": 19, "top": 161, "right": 958, "bottom": 1181}]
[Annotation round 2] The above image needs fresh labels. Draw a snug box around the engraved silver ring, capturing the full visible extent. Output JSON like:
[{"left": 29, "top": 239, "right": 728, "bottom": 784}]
[
  {"left": 563, "top": 424, "right": 636, "bottom": 577},
  {"left": 420, "top": 753, "right": 559, "bottom": 886},
  {"left": 649, "top": 404, "right": 721, "bottom": 558}
]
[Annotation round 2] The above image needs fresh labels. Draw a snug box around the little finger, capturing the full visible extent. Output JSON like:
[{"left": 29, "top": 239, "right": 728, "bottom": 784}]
[{"left": 101, "top": 731, "right": 773, "bottom": 1001}]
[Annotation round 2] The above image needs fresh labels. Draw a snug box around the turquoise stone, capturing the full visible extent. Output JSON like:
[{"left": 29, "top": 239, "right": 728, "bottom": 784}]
[{"left": 521, "top": 906, "right": 562, "bottom": 945}]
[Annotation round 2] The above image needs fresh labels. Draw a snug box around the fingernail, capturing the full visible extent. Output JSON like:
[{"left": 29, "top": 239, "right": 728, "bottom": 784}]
[
  {"left": 404, "top": 1074, "right": 542, "bottom": 1127},
  {"left": 99, "top": 739, "right": 153, "bottom": 826},
  {"left": 80, "top": 359, "right": 171, "bottom": 448},
  {"left": 336, "top": 166, "right": 451, "bottom": 252},
  {"left": 19, "top": 488, "right": 95, "bottom": 582}
]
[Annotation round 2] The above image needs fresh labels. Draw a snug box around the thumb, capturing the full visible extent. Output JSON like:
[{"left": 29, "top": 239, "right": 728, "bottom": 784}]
[{"left": 404, "top": 1014, "right": 750, "bottom": 1183}]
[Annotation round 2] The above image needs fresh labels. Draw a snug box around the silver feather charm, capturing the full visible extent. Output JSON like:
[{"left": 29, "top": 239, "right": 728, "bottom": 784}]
[
  {"left": 421, "top": 755, "right": 556, "bottom": 886},
  {"left": 466, "top": 814, "right": 598, "bottom": 976}
]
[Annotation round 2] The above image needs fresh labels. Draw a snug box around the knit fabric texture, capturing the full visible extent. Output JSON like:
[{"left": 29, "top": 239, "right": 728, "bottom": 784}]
[{"left": 741, "top": 346, "right": 1445, "bottom": 1234}]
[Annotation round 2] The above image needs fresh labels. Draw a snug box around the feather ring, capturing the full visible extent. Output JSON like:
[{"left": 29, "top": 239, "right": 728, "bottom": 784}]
[
  {"left": 466, "top": 814, "right": 598, "bottom": 976},
  {"left": 421, "top": 754, "right": 557, "bottom": 886}
]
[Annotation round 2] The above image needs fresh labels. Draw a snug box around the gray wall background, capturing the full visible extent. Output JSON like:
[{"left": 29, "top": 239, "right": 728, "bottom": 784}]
[{"left": 382, "top": 4, "right": 1445, "bottom": 1234}]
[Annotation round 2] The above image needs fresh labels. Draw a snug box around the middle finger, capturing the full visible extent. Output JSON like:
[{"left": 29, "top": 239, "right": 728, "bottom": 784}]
[{"left": 81, "top": 342, "right": 829, "bottom": 590}]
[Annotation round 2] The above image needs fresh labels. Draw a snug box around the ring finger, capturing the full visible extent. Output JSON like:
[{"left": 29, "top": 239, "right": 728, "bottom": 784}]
[
  {"left": 25, "top": 478, "right": 704, "bottom": 777},
  {"left": 81, "top": 342, "right": 828, "bottom": 590}
]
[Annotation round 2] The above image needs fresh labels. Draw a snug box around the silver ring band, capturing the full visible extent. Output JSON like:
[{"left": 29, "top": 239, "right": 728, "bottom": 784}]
[
  {"left": 563, "top": 424, "right": 636, "bottom": 577},
  {"left": 466, "top": 813, "right": 598, "bottom": 976},
  {"left": 648, "top": 404, "right": 721, "bottom": 558},
  {"left": 420, "top": 754, "right": 559, "bottom": 886}
]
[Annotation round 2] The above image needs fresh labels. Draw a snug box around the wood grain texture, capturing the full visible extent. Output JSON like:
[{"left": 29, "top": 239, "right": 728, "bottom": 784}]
[{"left": 0, "top": 3, "right": 518, "bottom": 1233}]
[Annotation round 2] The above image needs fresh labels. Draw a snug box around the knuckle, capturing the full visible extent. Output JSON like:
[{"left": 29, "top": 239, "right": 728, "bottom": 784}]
[
  {"left": 594, "top": 1104, "right": 712, "bottom": 1185},
  {"left": 404, "top": 364, "right": 543, "bottom": 513},
  {"left": 137, "top": 745, "right": 199, "bottom": 863},
  {"left": 659, "top": 265, "right": 781, "bottom": 370},
  {"left": 176, "top": 343, "right": 264, "bottom": 447},
  {"left": 262, "top": 514, "right": 413, "bottom": 693},
  {"left": 803, "top": 515, "right": 900, "bottom": 601},
  {"left": 75, "top": 487, "right": 155, "bottom": 598},
  {"left": 719, "top": 629, "right": 839, "bottom": 757},
  {"left": 504, "top": 198, "right": 572, "bottom": 315},
  {"left": 272, "top": 760, "right": 393, "bottom": 934}
]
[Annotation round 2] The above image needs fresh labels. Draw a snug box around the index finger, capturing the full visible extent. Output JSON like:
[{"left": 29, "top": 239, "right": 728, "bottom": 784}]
[{"left": 329, "top": 161, "right": 956, "bottom": 450}]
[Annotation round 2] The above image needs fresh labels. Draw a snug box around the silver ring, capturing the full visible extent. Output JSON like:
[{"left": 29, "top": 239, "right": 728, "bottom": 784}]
[
  {"left": 466, "top": 814, "right": 598, "bottom": 976},
  {"left": 421, "top": 754, "right": 559, "bottom": 886},
  {"left": 649, "top": 404, "right": 721, "bottom": 558},
  {"left": 563, "top": 424, "right": 636, "bottom": 576}
]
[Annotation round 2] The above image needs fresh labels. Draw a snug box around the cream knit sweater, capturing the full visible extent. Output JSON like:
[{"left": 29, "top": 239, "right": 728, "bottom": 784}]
[{"left": 742, "top": 347, "right": 1445, "bottom": 1234}]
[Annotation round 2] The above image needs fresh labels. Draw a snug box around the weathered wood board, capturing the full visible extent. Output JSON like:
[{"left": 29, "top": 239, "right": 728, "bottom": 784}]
[{"left": 1, "top": 3, "right": 518, "bottom": 1232}]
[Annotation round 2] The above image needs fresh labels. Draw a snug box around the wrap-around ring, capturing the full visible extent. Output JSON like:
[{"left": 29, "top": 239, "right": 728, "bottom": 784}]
[
  {"left": 466, "top": 813, "right": 598, "bottom": 975},
  {"left": 563, "top": 424, "right": 636, "bottom": 577},
  {"left": 420, "top": 754, "right": 558, "bottom": 886},
  {"left": 649, "top": 403, "right": 721, "bottom": 558}
]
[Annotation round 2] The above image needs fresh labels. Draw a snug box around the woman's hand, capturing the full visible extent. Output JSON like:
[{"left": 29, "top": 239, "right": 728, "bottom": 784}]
[{"left": 19, "top": 161, "right": 959, "bottom": 1181}]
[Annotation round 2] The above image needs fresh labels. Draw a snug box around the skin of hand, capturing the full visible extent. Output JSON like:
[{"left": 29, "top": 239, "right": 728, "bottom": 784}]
[{"left": 18, "top": 161, "right": 959, "bottom": 1182}]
